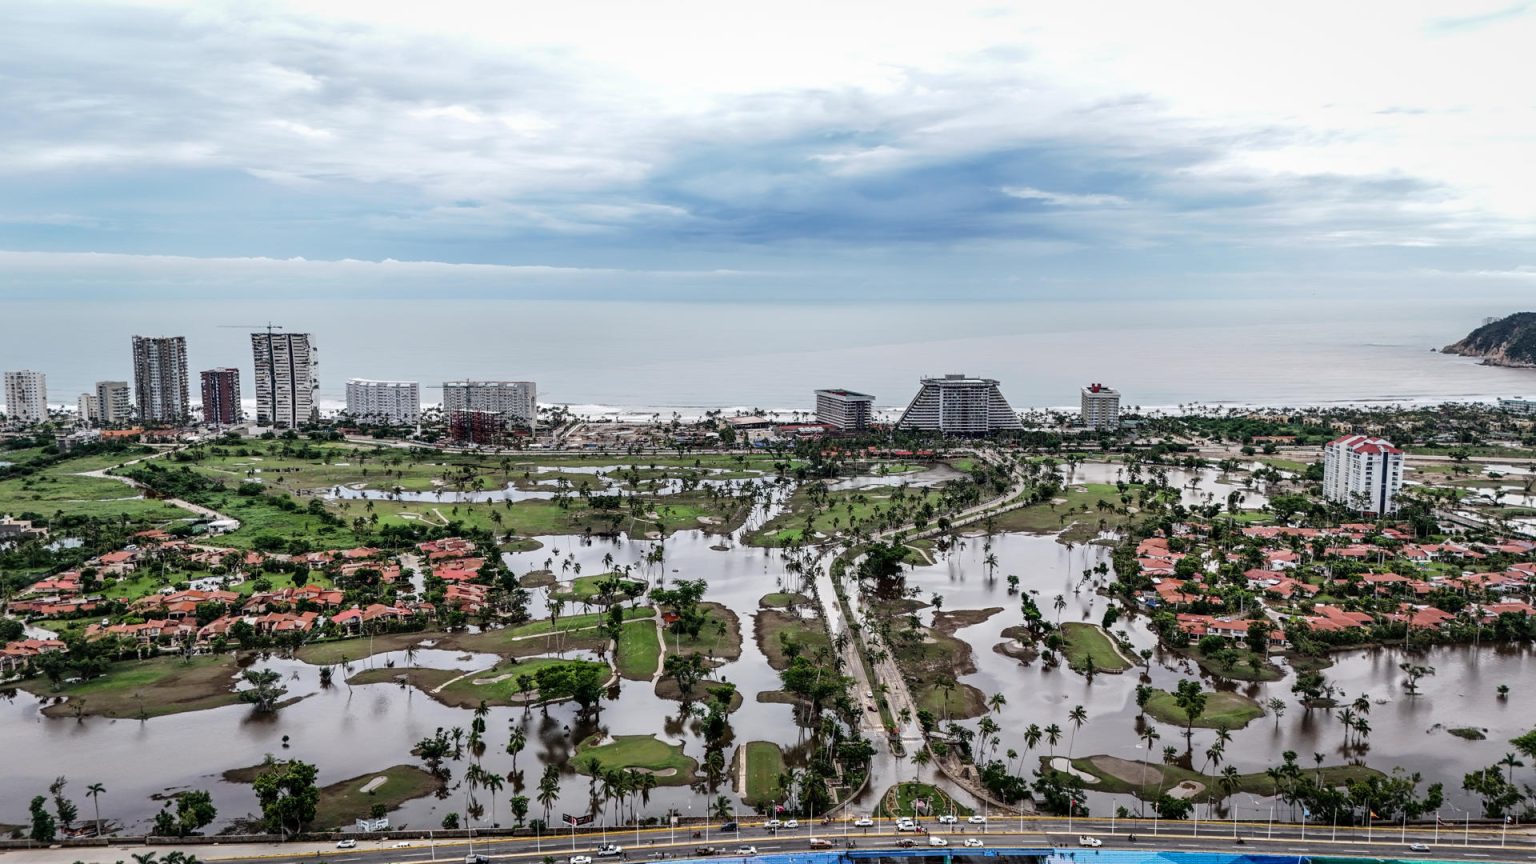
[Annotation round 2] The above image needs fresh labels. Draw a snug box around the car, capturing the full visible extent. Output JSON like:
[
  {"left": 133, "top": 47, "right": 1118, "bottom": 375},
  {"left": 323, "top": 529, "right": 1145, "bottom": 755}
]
[
  {"left": 597, "top": 845, "right": 624, "bottom": 857},
  {"left": 866, "top": 702, "right": 877, "bottom": 712},
  {"left": 784, "top": 820, "right": 799, "bottom": 829},
  {"left": 964, "top": 839, "right": 984, "bottom": 848},
  {"left": 336, "top": 839, "right": 357, "bottom": 849},
  {"left": 853, "top": 817, "right": 874, "bottom": 828},
  {"left": 809, "top": 838, "right": 834, "bottom": 849},
  {"left": 896, "top": 839, "right": 917, "bottom": 848},
  {"left": 720, "top": 822, "right": 739, "bottom": 833},
  {"left": 937, "top": 814, "right": 958, "bottom": 825},
  {"left": 694, "top": 847, "right": 720, "bottom": 856},
  {"left": 929, "top": 836, "right": 949, "bottom": 847},
  {"left": 764, "top": 819, "right": 782, "bottom": 830},
  {"left": 967, "top": 815, "right": 988, "bottom": 825},
  {"left": 465, "top": 855, "right": 491, "bottom": 864},
  {"left": 1078, "top": 836, "right": 1103, "bottom": 848},
  {"left": 734, "top": 846, "right": 757, "bottom": 856},
  {"left": 1409, "top": 844, "right": 1431, "bottom": 853},
  {"left": 571, "top": 856, "right": 594, "bottom": 864}
]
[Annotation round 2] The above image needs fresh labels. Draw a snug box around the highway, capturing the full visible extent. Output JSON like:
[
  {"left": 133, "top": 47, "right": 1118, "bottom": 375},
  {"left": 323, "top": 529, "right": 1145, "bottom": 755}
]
[{"left": 17, "top": 816, "right": 1536, "bottom": 864}]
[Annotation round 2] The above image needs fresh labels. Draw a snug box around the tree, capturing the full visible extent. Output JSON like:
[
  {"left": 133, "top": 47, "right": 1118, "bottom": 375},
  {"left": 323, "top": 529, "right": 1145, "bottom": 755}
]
[
  {"left": 153, "top": 791, "right": 216, "bottom": 837},
  {"left": 1044, "top": 723, "right": 1063, "bottom": 756},
  {"left": 252, "top": 760, "right": 319, "bottom": 837},
  {"left": 86, "top": 782, "right": 106, "bottom": 836},
  {"left": 238, "top": 668, "right": 289, "bottom": 713},
  {"left": 50, "top": 776, "right": 77, "bottom": 831},
  {"left": 28, "top": 796, "right": 57, "bottom": 842},
  {"left": 537, "top": 764, "right": 560, "bottom": 823},
  {"left": 510, "top": 795, "right": 530, "bottom": 828},
  {"left": 1267, "top": 698, "right": 1286, "bottom": 729},
  {"left": 1066, "top": 706, "right": 1088, "bottom": 758},
  {"left": 1400, "top": 663, "right": 1434, "bottom": 696},
  {"left": 507, "top": 727, "right": 527, "bottom": 774},
  {"left": 1172, "top": 679, "right": 1207, "bottom": 744}
]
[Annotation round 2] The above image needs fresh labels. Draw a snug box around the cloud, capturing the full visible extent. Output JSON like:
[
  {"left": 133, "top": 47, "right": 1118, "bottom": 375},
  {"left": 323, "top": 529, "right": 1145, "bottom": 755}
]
[
  {"left": 0, "top": 0, "right": 1532, "bottom": 283},
  {"left": 1001, "top": 187, "right": 1129, "bottom": 207}
]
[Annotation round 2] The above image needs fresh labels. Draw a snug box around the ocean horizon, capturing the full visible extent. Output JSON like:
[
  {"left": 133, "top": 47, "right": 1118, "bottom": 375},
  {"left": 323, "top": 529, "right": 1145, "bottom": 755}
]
[{"left": 6, "top": 293, "right": 1536, "bottom": 417}]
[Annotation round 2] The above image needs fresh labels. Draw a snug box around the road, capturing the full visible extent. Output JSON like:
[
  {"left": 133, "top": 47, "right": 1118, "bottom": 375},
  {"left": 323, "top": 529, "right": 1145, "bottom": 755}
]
[{"left": 19, "top": 815, "right": 1536, "bottom": 864}]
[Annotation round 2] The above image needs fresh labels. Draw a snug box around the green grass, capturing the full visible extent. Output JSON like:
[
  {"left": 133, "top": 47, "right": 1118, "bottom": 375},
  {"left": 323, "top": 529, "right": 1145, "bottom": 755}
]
[
  {"left": 1448, "top": 727, "right": 1487, "bottom": 740},
  {"left": 758, "top": 592, "right": 811, "bottom": 609},
  {"left": 554, "top": 572, "right": 646, "bottom": 603},
  {"left": 747, "top": 486, "right": 940, "bottom": 547},
  {"left": 615, "top": 619, "right": 661, "bottom": 680},
  {"left": 17, "top": 654, "right": 244, "bottom": 718},
  {"left": 311, "top": 764, "right": 443, "bottom": 829},
  {"left": 574, "top": 734, "right": 697, "bottom": 786},
  {"left": 915, "top": 680, "right": 987, "bottom": 720},
  {"left": 1055, "top": 755, "right": 1380, "bottom": 802},
  {"left": 984, "top": 483, "right": 1131, "bottom": 535},
  {"left": 876, "top": 781, "right": 972, "bottom": 818},
  {"left": 666, "top": 602, "right": 743, "bottom": 661},
  {"left": 1144, "top": 689, "right": 1264, "bottom": 729},
  {"left": 740, "top": 741, "right": 786, "bottom": 806},
  {"left": 509, "top": 606, "right": 653, "bottom": 637},
  {"left": 754, "top": 608, "right": 831, "bottom": 670},
  {"left": 1059, "top": 622, "right": 1133, "bottom": 674},
  {"left": 0, "top": 469, "right": 189, "bottom": 526},
  {"left": 1188, "top": 645, "right": 1285, "bottom": 682},
  {"left": 437, "top": 657, "right": 609, "bottom": 705}
]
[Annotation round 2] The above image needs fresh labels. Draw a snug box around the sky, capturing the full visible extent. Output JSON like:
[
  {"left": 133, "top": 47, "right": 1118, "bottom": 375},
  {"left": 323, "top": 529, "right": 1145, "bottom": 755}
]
[{"left": 2, "top": 0, "right": 1535, "bottom": 301}]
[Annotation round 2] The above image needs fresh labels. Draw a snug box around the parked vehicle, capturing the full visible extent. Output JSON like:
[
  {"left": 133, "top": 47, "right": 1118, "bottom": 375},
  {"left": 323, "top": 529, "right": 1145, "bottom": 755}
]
[
  {"left": 720, "top": 822, "right": 739, "bottom": 833},
  {"left": 336, "top": 839, "right": 357, "bottom": 849},
  {"left": 784, "top": 820, "right": 799, "bottom": 829},
  {"left": 1409, "top": 844, "right": 1431, "bottom": 853},
  {"left": 809, "top": 838, "right": 833, "bottom": 849},
  {"left": 929, "top": 836, "right": 949, "bottom": 847},
  {"left": 597, "top": 844, "right": 624, "bottom": 857},
  {"left": 693, "top": 847, "right": 720, "bottom": 856},
  {"left": 937, "top": 814, "right": 958, "bottom": 825},
  {"left": 963, "top": 839, "right": 984, "bottom": 848},
  {"left": 896, "top": 839, "right": 917, "bottom": 848},
  {"left": 763, "top": 819, "right": 782, "bottom": 831},
  {"left": 853, "top": 817, "right": 874, "bottom": 828},
  {"left": 1078, "top": 836, "right": 1103, "bottom": 848},
  {"left": 571, "top": 856, "right": 594, "bottom": 864},
  {"left": 967, "top": 815, "right": 988, "bottom": 825},
  {"left": 734, "top": 846, "right": 757, "bottom": 856}
]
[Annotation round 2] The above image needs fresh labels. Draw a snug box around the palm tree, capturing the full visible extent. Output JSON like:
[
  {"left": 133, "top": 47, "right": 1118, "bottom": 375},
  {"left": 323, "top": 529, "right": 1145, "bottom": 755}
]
[
  {"left": 537, "top": 765, "right": 560, "bottom": 823},
  {"left": 482, "top": 772, "right": 505, "bottom": 827},
  {"left": 507, "top": 727, "right": 527, "bottom": 774},
  {"left": 1044, "top": 723, "right": 1063, "bottom": 756},
  {"left": 910, "top": 748, "right": 931, "bottom": 780},
  {"left": 1024, "top": 724, "right": 1043, "bottom": 754},
  {"left": 1138, "top": 727, "right": 1161, "bottom": 813},
  {"left": 1066, "top": 706, "right": 1088, "bottom": 758},
  {"left": 987, "top": 692, "right": 1007, "bottom": 714},
  {"left": 86, "top": 783, "right": 105, "bottom": 837},
  {"left": 1502, "top": 753, "right": 1525, "bottom": 784}
]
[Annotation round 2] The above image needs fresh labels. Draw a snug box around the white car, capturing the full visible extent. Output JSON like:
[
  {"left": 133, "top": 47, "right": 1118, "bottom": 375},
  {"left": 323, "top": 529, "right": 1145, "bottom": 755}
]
[
  {"left": 571, "top": 857, "right": 594, "bottom": 864},
  {"left": 1078, "top": 836, "right": 1103, "bottom": 848},
  {"left": 967, "top": 815, "right": 988, "bottom": 825},
  {"left": 937, "top": 814, "right": 958, "bottom": 825},
  {"left": 895, "top": 820, "right": 918, "bottom": 832},
  {"left": 929, "top": 837, "right": 949, "bottom": 847},
  {"left": 783, "top": 820, "right": 799, "bottom": 829},
  {"left": 336, "top": 839, "right": 357, "bottom": 849},
  {"left": 597, "top": 845, "right": 624, "bottom": 857},
  {"left": 735, "top": 846, "right": 757, "bottom": 856},
  {"left": 853, "top": 817, "right": 874, "bottom": 828},
  {"left": 764, "top": 819, "right": 782, "bottom": 830},
  {"left": 964, "top": 839, "right": 984, "bottom": 848}
]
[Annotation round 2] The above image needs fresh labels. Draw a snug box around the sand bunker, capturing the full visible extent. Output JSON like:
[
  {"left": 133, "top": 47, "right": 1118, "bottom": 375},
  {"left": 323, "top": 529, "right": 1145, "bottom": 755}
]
[{"left": 1049, "top": 757, "right": 1100, "bottom": 784}]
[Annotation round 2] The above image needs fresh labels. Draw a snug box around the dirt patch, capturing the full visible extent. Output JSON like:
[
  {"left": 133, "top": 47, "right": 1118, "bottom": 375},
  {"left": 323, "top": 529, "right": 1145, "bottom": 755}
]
[
  {"left": 931, "top": 607, "right": 1003, "bottom": 636},
  {"left": 654, "top": 677, "right": 743, "bottom": 712},
  {"left": 1089, "top": 754, "right": 1165, "bottom": 787},
  {"left": 520, "top": 569, "right": 557, "bottom": 588},
  {"left": 993, "top": 640, "right": 1039, "bottom": 662},
  {"left": 756, "top": 689, "right": 808, "bottom": 707},
  {"left": 1167, "top": 780, "right": 1205, "bottom": 799},
  {"left": 753, "top": 608, "right": 831, "bottom": 670}
]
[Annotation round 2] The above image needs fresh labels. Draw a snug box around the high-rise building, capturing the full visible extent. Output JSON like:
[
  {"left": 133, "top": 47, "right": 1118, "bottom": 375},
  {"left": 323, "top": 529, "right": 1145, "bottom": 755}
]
[
  {"left": 448, "top": 409, "right": 506, "bottom": 445},
  {"left": 78, "top": 393, "right": 100, "bottom": 424},
  {"left": 1080, "top": 383, "right": 1121, "bottom": 430},
  {"left": 1323, "top": 434, "right": 1404, "bottom": 515},
  {"left": 200, "top": 368, "right": 242, "bottom": 426},
  {"left": 131, "top": 336, "right": 191, "bottom": 424},
  {"left": 896, "top": 374, "right": 1022, "bottom": 434},
  {"left": 250, "top": 332, "right": 317, "bottom": 428},
  {"left": 3, "top": 370, "right": 47, "bottom": 425},
  {"left": 442, "top": 380, "right": 537, "bottom": 431},
  {"left": 95, "top": 381, "right": 132, "bottom": 424},
  {"left": 346, "top": 379, "right": 420, "bottom": 426},
  {"left": 815, "top": 389, "right": 875, "bottom": 431}
]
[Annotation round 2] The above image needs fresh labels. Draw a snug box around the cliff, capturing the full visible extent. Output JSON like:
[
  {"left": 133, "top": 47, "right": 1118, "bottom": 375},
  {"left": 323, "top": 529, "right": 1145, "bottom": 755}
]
[{"left": 1442, "top": 313, "right": 1536, "bottom": 367}]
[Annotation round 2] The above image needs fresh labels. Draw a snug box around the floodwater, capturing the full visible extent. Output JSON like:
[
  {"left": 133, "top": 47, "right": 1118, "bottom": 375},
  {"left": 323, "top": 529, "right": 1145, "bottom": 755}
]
[
  {"left": 0, "top": 463, "right": 1521, "bottom": 831},
  {"left": 323, "top": 464, "right": 768, "bottom": 504}
]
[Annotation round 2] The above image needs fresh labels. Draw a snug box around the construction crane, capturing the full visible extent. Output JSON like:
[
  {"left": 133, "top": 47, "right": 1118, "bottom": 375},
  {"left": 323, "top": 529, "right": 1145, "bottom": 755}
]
[{"left": 218, "top": 323, "right": 284, "bottom": 336}]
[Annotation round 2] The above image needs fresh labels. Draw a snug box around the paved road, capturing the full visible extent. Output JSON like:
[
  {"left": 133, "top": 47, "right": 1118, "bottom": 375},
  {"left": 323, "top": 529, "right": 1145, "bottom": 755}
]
[{"left": 19, "top": 816, "right": 1536, "bottom": 864}]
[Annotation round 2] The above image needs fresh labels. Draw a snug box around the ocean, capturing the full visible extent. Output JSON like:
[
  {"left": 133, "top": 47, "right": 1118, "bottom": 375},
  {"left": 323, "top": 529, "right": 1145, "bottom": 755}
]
[{"left": 4, "top": 293, "right": 1535, "bottom": 417}]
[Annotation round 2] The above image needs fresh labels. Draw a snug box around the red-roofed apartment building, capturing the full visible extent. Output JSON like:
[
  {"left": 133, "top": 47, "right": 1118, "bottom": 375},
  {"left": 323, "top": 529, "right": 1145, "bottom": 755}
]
[{"left": 1322, "top": 434, "right": 1404, "bottom": 515}]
